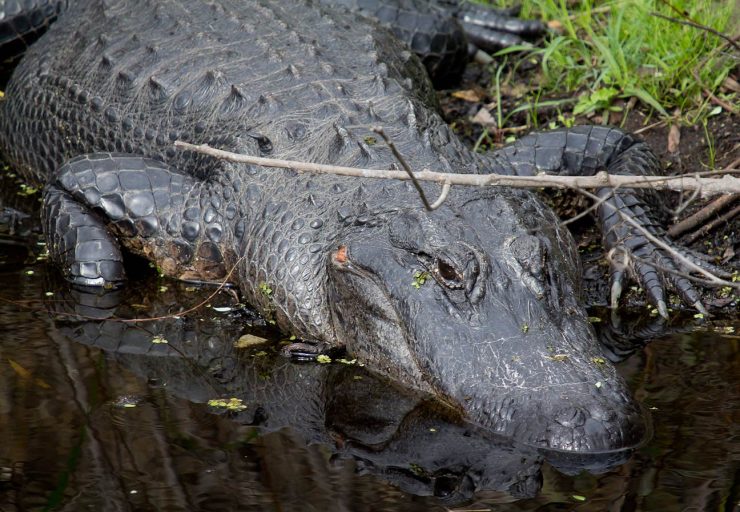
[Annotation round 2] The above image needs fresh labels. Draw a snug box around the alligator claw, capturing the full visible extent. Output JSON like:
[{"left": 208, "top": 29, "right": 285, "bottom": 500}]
[
  {"left": 657, "top": 299, "right": 669, "bottom": 320},
  {"left": 609, "top": 269, "right": 625, "bottom": 310}
]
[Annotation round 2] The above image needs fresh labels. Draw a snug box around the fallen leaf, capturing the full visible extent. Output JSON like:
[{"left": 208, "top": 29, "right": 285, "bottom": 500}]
[
  {"left": 722, "top": 76, "right": 740, "bottom": 93},
  {"left": 451, "top": 89, "right": 483, "bottom": 102},
  {"left": 471, "top": 107, "right": 496, "bottom": 126},
  {"left": 667, "top": 124, "right": 680, "bottom": 154},
  {"left": 234, "top": 334, "right": 268, "bottom": 348}
]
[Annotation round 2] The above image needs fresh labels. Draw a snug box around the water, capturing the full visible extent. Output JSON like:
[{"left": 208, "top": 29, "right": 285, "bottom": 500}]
[{"left": 0, "top": 225, "right": 737, "bottom": 511}]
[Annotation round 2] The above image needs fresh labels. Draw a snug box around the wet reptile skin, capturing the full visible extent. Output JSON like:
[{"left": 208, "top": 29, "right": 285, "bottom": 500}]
[{"left": 0, "top": 0, "right": 714, "bottom": 451}]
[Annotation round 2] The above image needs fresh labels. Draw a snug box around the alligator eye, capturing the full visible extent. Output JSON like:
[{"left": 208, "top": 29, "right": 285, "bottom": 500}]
[
  {"left": 433, "top": 475, "right": 460, "bottom": 498},
  {"left": 434, "top": 257, "right": 464, "bottom": 289}
]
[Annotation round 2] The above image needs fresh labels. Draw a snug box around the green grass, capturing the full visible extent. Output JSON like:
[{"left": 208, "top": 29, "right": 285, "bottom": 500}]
[{"left": 485, "top": 0, "right": 737, "bottom": 124}]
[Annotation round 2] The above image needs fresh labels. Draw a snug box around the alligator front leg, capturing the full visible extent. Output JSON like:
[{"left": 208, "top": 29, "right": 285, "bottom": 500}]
[
  {"left": 489, "top": 125, "right": 729, "bottom": 316},
  {"left": 43, "top": 153, "right": 230, "bottom": 287}
]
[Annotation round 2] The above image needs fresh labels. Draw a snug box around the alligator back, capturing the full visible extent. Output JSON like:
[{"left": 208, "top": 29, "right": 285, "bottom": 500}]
[{"left": 0, "top": 0, "right": 482, "bottom": 182}]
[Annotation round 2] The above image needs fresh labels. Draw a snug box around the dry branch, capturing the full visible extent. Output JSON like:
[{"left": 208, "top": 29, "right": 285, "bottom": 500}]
[
  {"left": 668, "top": 194, "right": 738, "bottom": 238},
  {"left": 174, "top": 141, "right": 740, "bottom": 196}
]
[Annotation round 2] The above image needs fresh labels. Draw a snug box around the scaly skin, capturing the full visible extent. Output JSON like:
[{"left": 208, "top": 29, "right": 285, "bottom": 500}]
[{"left": 0, "top": 0, "right": 717, "bottom": 452}]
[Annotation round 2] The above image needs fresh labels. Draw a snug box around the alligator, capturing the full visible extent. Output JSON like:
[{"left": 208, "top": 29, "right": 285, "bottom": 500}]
[{"left": 0, "top": 0, "right": 721, "bottom": 452}]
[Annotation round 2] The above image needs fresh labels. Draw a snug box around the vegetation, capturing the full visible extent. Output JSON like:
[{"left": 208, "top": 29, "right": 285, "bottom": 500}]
[{"left": 486, "top": 0, "right": 737, "bottom": 125}]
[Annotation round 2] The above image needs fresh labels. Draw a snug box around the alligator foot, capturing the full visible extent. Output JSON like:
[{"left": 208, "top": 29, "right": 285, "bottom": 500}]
[
  {"left": 597, "top": 187, "right": 730, "bottom": 317},
  {"left": 43, "top": 153, "right": 226, "bottom": 287},
  {"left": 455, "top": 2, "right": 546, "bottom": 53},
  {"left": 44, "top": 185, "right": 126, "bottom": 287}
]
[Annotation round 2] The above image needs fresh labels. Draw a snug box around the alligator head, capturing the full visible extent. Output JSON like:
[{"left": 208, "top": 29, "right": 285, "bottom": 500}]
[{"left": 327, "top": 188, "right": 647, "bottom": 452}]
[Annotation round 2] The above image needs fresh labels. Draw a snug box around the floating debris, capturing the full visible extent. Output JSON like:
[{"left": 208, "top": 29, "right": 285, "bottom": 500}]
[{"left": 207, "top": 397, "right": 247, "bottom": 412}]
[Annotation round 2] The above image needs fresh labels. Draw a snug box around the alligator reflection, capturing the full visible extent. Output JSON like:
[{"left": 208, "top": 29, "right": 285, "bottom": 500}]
[{"left": 50, "top": 280, "right": 638, "bottom": 504}]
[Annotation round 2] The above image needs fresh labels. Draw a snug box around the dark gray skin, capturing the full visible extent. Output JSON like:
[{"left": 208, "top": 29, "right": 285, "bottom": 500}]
[{"left": 0, "top": 0, "right": 719, "bottom": 451}]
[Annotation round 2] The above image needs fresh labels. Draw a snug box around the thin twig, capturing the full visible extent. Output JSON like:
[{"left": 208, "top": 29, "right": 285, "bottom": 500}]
[
  {"left": 372, "top": 127, "right": 433, "bottom": 210},
  {"left": 559, "top": 190, "right": 612, "bottom": 227},
  {"left": 671, "top": 185, "right": 702, "bottom": 218},
  {"left": 626, "top": 252, "right": 734, "bottom": 290},
  {"left": 174, "top": 141, "right": 740, "bottom": 195},
  {"left": 668, "top": 194, "right": 738, "bottom": 237},
  {"left": 650, "top": 11, "right": 740, "bottom": 51},
  {"left": 633, "top": 119, "right": 668, "bottom": 135},
  {"left": 727, "top": 155, "right": 740, "bottom": 171},
  {"left": 429, "top": 180, "right": 451, "bottom": 210}
]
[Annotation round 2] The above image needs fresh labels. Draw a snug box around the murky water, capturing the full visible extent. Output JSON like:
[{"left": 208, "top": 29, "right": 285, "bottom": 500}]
[{"left": 0, "top": 220, "right": 737, "bottom": 511}]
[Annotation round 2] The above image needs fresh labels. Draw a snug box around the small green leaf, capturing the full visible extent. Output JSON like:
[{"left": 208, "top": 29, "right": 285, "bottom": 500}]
[
  {"left": 208, "top": 397, "right": 248, "bottom": 412},
  {"left": 259, "top": 282, "right": 273, "bottom": 296},
  {"left": 572, "top": 494, "right": 587, "bottom": 502},
  {"left": 316, "top": 354, "right": 332, "bottom": 364},
  {"left": 411, "top": 271, "right": 430, "bottom": 289},
  {"left": 624, "top": 87, "right": 669, "bottom": 117}
]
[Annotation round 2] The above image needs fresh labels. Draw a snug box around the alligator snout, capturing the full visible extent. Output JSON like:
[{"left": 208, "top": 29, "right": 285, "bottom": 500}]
[{"left": 546, "top": 401, "right": 645, "bottom": 452}]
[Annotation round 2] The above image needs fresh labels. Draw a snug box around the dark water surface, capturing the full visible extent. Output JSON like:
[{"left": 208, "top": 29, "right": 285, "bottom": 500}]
[{"left": 0, "top": 230, "right": 738, "bottom": 511}]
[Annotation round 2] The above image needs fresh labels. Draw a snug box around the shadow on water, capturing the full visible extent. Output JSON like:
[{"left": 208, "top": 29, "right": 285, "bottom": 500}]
[{"left": 0, "top": 189, "right": 737, "bottom": 511}]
